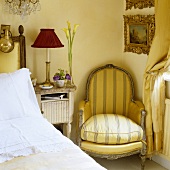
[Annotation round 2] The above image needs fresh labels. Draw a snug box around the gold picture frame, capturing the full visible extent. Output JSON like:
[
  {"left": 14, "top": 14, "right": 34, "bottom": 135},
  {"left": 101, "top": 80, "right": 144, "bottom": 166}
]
[
  {"left": 123, "top": 15, "right": 155, "bottom": 55},
  {"left": 126, "top": 0, "right": 154, "bottom": 10}
]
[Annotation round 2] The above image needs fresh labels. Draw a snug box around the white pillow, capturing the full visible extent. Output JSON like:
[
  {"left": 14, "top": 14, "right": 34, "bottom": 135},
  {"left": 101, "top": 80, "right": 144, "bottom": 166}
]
[{"left": 0, "top": 68, "right": 41, "bottom": 120}]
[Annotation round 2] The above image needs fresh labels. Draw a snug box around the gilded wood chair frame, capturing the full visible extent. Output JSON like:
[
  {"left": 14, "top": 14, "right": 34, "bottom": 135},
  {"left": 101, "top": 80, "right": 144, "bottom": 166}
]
[{"left": 78, "top": 64, "right": 147, "bottom": 170}]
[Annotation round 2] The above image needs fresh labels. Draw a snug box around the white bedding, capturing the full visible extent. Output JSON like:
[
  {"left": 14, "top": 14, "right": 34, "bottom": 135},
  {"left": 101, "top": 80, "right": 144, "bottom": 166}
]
[
  {"left": 0, "top": 116, "right": 76, "bottom": 163},
  {"left": 0, "top": 145, "right": 106, "bottom": 170},
  {"left": 0, "top": 68, "right": 106, "bottom": 170},
  {"left": 0, "top": 117, "right": 106, "bottom": 170}
]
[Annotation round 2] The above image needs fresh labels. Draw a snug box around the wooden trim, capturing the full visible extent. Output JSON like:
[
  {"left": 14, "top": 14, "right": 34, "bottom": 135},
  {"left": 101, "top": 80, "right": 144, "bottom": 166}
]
[{"left": 12, "top": 25, "right": 26, "bottom": 68}]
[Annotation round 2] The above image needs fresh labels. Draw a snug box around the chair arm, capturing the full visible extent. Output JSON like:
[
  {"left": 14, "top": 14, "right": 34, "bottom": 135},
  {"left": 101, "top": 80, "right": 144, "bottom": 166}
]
[
  {"left": 79, "top": 100, "right": 92, "bottom": 125},
  {"left": 128, "top": 100, "right": 145, "bottom": 126},
  {"left": 78, "top": 100, "right": 91, "bottom": 146},
  {"left": 128, "top": 101, "right": 147, "bottom": 155}
]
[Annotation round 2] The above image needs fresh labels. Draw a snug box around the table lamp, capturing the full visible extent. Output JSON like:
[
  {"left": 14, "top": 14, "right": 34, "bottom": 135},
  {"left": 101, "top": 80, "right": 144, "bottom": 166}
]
[{"left": 31, "top": 28, "right": 64, "bottom": 87}]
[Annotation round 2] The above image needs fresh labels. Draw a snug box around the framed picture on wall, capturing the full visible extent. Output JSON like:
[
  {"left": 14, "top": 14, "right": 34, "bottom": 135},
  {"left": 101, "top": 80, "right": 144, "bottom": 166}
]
[
  {"left": 126, "top": 0, "right": 154, "bottom": 10},
  {"left": 123, "top": 14, "right": 155, "bottom": 55}
]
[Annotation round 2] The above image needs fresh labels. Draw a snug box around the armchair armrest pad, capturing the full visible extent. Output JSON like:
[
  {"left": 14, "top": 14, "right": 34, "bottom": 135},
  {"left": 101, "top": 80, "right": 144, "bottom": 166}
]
[
  {"left": 79, "top": 100, "right": 86, "bottom": 112},
  {"left": 79, "top": 100, "right": 91, "bottom": 124},
  {"left": 128, "top": 100, "right": 145, "bottom": 125}
]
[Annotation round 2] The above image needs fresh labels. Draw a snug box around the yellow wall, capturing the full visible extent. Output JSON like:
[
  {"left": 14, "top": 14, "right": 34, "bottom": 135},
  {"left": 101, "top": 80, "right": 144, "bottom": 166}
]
[{"left": 0, "top": 0, "right": 154, "bottom": 141}]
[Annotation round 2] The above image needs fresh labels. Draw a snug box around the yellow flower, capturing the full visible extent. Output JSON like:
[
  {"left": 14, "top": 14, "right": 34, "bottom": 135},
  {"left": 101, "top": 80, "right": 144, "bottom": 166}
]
[
  {"left": 62, "top": 21, "right": 79, "bottom": 79},
  {"left": 67, "top": 21, "right": 71, "bottom": 31},
  {"left": 62, "top": 28, "right": 69, "bottom": 39},
  {"left": 73, "top": 24, "right": 80, "bottom": 34}
]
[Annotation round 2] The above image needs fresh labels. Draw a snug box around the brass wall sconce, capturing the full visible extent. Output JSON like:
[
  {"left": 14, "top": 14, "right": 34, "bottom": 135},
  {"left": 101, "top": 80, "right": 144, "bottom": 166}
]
[{"left": 0, "top": 25, "right": 14, "bottom": 53}]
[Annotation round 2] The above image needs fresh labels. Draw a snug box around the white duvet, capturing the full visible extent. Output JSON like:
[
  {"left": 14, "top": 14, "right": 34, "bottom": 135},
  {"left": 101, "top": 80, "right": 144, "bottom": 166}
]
[
  {"left": 0, "top": 149, "right": 106, "bottom": 170},
  {"left": 0, "top": 116, "right": 76, "bottom": 163},
  {"left": 0, "top": 68, "right": 106, "bottom": 170},
  {"left": 0, "top": 117, "right": 106, "bottom": 170}
]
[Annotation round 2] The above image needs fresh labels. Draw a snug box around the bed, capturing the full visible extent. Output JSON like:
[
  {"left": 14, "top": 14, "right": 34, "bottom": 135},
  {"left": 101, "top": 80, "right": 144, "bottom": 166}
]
[{"left": 0, "top": 25, "right": 106, "bottom": 170}]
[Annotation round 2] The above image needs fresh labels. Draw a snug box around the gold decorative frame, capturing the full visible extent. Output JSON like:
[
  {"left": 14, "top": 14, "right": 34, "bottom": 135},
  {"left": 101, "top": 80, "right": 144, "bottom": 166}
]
[
  {"left": 124, "top": 15, "right": 155, "bottom": 55},
  {"left": 126, "top": 0, "right": 154, "bottom": 10}
]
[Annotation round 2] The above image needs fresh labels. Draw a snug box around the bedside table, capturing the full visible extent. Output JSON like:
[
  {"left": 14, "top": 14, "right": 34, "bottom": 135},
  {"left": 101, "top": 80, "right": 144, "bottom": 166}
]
[{"left": 34, "top": 84, "right": 76, "bottom": 139}]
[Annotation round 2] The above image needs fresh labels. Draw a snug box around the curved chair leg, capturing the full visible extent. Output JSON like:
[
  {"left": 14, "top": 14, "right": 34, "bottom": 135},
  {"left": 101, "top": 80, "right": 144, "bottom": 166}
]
[{"left": 140, "top": 155, "right": 146, "bottom": 170}]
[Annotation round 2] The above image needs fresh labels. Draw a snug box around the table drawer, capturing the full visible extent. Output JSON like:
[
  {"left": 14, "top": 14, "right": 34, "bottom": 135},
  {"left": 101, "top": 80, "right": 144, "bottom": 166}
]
[{"left": 41, "top": 100, "right": 69, "bottom": 124}]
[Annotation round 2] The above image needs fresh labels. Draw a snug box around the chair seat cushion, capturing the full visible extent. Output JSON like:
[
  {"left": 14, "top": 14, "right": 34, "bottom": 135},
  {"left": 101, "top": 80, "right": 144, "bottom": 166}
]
[
  {"left": 81, "top": 114, "right": 143, "bottom": 144},
  {"left": 81, "top": 141, "right": 143, "bottom": 155}
]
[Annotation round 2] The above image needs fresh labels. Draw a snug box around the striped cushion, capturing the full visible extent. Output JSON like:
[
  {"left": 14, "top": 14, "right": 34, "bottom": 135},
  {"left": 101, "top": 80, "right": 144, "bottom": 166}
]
[{"left": 81, "top": 114, "right": 143, "bottom": 144}]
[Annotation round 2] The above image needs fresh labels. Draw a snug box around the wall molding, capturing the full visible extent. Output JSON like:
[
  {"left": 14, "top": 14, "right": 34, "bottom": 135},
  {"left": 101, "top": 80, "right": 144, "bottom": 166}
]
[{"left": 152, "top": 153, "right": 170, "bottom": 170}]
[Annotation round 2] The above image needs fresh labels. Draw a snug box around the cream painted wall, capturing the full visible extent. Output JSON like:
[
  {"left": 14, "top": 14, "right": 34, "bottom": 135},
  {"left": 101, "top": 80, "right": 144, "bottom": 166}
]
[
  {"left": 0, "top": 0, "right": 154, "bottom": 142},
  {"left": 124, "top": 7, "right": 155, "bottom": 100}
]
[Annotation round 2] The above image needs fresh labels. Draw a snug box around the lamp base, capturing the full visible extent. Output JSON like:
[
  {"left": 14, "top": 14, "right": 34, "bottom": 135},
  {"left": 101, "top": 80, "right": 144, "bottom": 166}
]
[{"left": 41, "top": 60, "right": 53, "bottom": 87}]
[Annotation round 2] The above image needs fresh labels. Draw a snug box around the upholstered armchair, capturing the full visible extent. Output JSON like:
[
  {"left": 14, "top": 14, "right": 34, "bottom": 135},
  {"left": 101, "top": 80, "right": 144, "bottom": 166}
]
[{"left": 78, "top": 64, "right": 147, "bottom": 170}]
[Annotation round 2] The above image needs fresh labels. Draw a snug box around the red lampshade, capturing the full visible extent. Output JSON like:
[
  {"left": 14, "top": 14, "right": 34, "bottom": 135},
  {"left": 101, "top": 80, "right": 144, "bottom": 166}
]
[{"left": 31, "top": 29, "right": 64, "bottom": 48}]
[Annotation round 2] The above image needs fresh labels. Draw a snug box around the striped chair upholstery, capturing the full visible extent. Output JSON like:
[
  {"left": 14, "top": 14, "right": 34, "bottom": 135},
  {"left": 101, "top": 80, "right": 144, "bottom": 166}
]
[
  {"left": 81, "top": 114, "right": 143, "bottom": 144},
  {"left": 78, "top": 64, "right": 146, "bottom": 170},
  {"left": 88, "top": 65, "right": 132, "bottom": 117}
]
